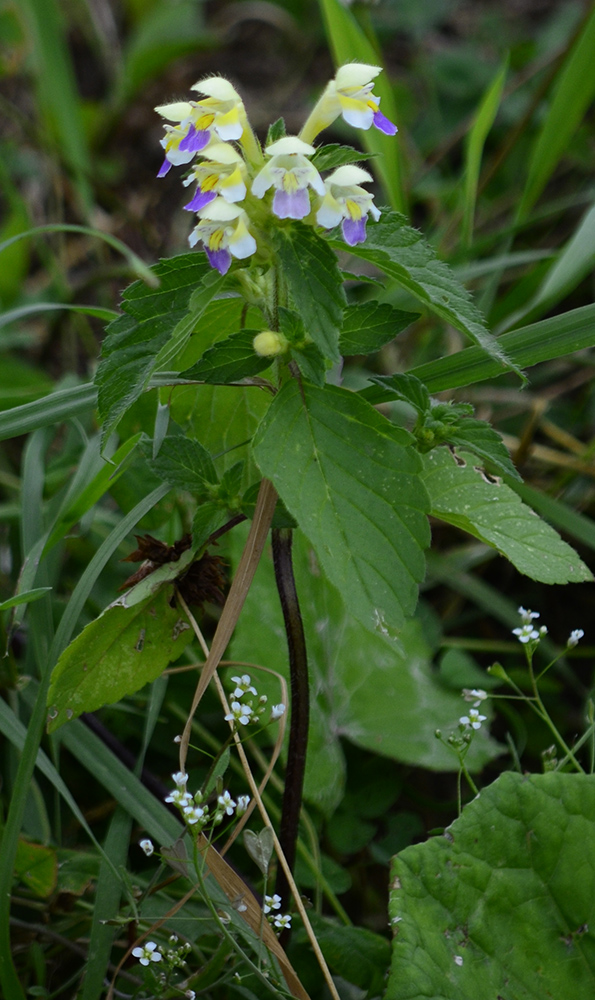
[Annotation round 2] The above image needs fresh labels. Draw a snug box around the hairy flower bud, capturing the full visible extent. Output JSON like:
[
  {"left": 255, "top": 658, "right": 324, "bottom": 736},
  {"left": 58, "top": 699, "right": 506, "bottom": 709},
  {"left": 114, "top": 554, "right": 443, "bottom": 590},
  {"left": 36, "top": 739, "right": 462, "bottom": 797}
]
[{"left": 253, "top": 331, "right": 289, "bottom": 357}]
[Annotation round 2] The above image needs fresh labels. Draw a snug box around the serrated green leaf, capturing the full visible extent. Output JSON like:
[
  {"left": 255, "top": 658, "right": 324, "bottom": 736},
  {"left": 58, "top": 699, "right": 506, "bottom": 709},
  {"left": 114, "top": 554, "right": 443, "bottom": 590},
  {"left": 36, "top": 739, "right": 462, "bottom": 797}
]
[
  {"left": 230, "top": 531, "right": 501, "bottom": 812},
  {"left": 182, "top": 329, "right": 270, "bottom": 383},
  {"left": 151, "top": 271, "right": 227, "bottom": 372},
  {"left": 95, "top": 253, "right": 211, "bottom": 441},
  {"left": 253, "top": 380, "right": 430, "bottom": 635},
  {"left": 310, "top": 143, "right": 376, "bottom": 173},
  {"left": 371, "top": 373, "right": 430, "bottom": 415},
  {"left": 387, "top": 772, "right": 595, "bottom": 1000},
  {"left": 290, "top": 343, "right": 327, "bottom": 387},
  {"left": 332, "top": 213, "right": 516, "bottom": 374},
  {"left": 274, "top": 223, "right": 345, "bottom": 362},
  {"left": 340, "top": 302, "right": 419, "bottom": 356},
  {"left": 147, "top": 435, "right": 218, "bottom": 493},
  {"left": 421, "top": 447, "right": 592, "bottom": 584},
  {"left": 47, "top": 588, "right": 194, "bottom": 731}
]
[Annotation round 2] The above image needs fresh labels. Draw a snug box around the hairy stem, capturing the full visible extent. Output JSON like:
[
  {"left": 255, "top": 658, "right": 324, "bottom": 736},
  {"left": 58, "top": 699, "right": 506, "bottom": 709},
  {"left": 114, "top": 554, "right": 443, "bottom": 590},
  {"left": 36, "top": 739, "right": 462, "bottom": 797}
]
[{"left": 272, "top": 528, "right": 309, "bottom": 909}]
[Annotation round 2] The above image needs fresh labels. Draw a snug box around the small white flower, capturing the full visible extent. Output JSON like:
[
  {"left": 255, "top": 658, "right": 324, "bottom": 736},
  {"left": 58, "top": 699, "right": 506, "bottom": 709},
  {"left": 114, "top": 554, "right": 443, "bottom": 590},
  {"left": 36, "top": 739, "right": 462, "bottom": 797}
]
[
  {"left": 183, "top": 803, "right": 206, "bottom": 825},
  {"left": 139, "top": 839, "right": 154, "bottom": 856},
  {"left": 173, "top": 734, "right": 182, "bottom": 743},
  {"left": 236, "top": 794, "right": 250, "bottom": 815},
  {"left": 273, "top": 913, "right": 292, "bottom": 930},
  {"left": 264, "top": 893, "right": 282, "bottom": 914},
  {"left": 568, "top": 629, "right": 585, "bottom": 648},
  {"left": 518, "top": 606, "right": 540, "bottom": 624},
  {"left": 186, "top": 991, "right": 196, "bottom": 1000},
  {"left": 172, "top": 771, "right": 188, "bottom": 788},
  {"left": 512, "top": 624, "right": 540, "bottom": 644},
  {"left": 217, "top": 791, "right": 236, "bottom": 816},
  {"left": 271, "top": 703, "right": 286, "bottom": 719},
  {"left": 462, "top": 688, "right": 488, "bottom": 706},
  {"left": 169, "top": 934, "right": 179, "bottom": 943},
  {"left": 459, "top": 708, "right": 487, "bottom": 731},
  {"left": 454, "top": 955, "right": 463, "bottom": 967},
  {"left": 224, "top": 701, "right": 254, "bottom": 726},
  {"left": 132, "top": 941, "right": 162, "bottom": 966},
  {"left": 231, "top": 674, "right": 257, "bottom": 698},
  {"left": 165, "top": 788, "right": 193, "bottom": 807}
]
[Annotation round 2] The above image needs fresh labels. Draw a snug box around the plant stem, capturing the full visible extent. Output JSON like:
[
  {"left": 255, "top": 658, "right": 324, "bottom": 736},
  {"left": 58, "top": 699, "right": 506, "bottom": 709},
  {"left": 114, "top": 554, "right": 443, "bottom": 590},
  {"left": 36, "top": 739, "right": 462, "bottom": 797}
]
[{"left": 271, "top": 529, "right": 309, "bottom": 912}]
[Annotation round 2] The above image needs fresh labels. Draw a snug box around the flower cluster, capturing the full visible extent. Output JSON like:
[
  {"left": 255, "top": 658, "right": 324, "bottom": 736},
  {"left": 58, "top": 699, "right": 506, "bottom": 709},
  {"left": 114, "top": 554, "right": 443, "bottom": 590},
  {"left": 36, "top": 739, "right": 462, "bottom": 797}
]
[
  {"left": 155, "top": 64, "right": 397, "bottom": 273},
  {"left": 164, "top": 770, "right": 248, "bottom": 832},
  {"left": 264, "top": 893, "right": 292, "bottom": 932},
  {"left": 512, "top": 607, "right": 548, "bottom": 645},
  {"left": 224, "top": 673, "right": 285, "bottom": 730}
]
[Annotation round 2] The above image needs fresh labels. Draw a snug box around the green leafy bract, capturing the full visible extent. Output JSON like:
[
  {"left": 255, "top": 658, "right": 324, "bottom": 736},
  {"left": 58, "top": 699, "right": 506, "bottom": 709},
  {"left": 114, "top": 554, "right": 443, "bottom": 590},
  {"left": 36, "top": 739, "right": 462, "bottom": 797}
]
[
  {"left": 371, "top": 373, "right": 520, "bottom": 480},
  {"left": 182, "top": 329, "right": 270, "bottom": 384},
  {"left": 421, "top": 447, "right": 592, "bottom": 584},
  {"left": 47, "top": 583, "right": 194, "bottom": 732},
  {"left": 331, "top": 213, "right": 518, "bottom": 374},
  {"left": 310, "top": 143, "right": 377, "bottom": 172},
  {"left": 147, "top": 435, "right": 218, "bottom": 493},
  {"left": 229, "top": 531, "right": 502, "bottom": 813},
  {"left": 340, "top": 302, "right": 419, "bottom": 356},
  {"left": 253, "top": 380, "right": 431, "bottom": 635},
  {"left": 94, "top": 253, "right": 217, "bottom": 441},
  {"left": 274, "top": 223, "right": 345, "bottom": 363},
  {"left": 387, "top": 772, "right": 595, "bottom": 999}
]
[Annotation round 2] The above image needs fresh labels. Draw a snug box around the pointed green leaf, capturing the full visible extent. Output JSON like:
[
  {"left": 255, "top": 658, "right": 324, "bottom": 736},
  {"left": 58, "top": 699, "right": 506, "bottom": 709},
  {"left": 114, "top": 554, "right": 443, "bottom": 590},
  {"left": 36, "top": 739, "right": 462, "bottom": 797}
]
[
  {"left": 274, "top": 223, "right": 345, "bottom": 363},
  {"left": 47, "top": 588, "right": 194, "bottom": 732},
  {"left": 387, "top": 772, "right": 595, "bottom": 1000},
  {"left": 13, "top": 839, "right": 57, "bottom": 898},
  {"left": 311, "top": 143, "right": 377, "bottom": 173},
  {"left": 446, "top": 419, "right": 520, "bottom": 481},
  {"left": 421, "top": 447, "right": 592, "bottom": 584},
  {"left": 519, "top": 6, "right": 595, "bottom": 218},
  {"left": 182, "top": 329, "right": 270, "bottom": 383},
  {"left": 0, "top": 588, "right": 52, "bottom": 612},
  {"left": 95, "top": 253, "right": 212, "bottom": 440},
  {"left": 332, "top": 212, "right": 516, "bottom": 373},
  {"left": 340, "top": 302, "right": 419, "bottom": 356},
  {"left": 147, "top": 435, "right": 218, "bottom": 493},
  {"left": 253, "top": 380, "right": 430, "bottom": 634}
]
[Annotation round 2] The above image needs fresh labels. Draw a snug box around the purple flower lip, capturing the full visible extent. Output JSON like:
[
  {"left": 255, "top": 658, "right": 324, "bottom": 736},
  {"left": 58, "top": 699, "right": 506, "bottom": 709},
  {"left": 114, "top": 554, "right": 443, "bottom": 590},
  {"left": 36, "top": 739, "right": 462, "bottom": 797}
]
[
  {"left": 272, "top": 187, "right": 310, "bottom": 220},
  {"left": 179, "top": 124, "right": 211, "bottom": 153},
  {"left": 157, "top": 158, "right": 172, "bottom": 178},
  {"left": 206, "top": 247, "right": 232, "bottom": 275},
  {"left": 183, "top": 188, "right": 217, "bottom": 212},
  {"left": 342, "top": 216, "right": 367, "bottom": 246},
  {"left": 373, "top": 110, "right": 398, "bottom": 136}
]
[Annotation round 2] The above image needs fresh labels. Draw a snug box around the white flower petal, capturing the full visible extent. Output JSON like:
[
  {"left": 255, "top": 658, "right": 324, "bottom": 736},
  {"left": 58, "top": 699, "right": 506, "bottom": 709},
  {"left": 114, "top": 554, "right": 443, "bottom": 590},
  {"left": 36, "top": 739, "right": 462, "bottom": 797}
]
[
  {"left": 155, "top": 101, "right": 193, "bottom": 121},
  {"left": 327, "top": 164, "right": 373, "bottom": 187},
  {"left": 334, "top": 63, "right": 381, "bottom": 89},
  {"left": 191, "top": 77, "right": 241, "bottom": 102},
  {"left": 266, "top": 136, "right": 316, "bottom": 157}
]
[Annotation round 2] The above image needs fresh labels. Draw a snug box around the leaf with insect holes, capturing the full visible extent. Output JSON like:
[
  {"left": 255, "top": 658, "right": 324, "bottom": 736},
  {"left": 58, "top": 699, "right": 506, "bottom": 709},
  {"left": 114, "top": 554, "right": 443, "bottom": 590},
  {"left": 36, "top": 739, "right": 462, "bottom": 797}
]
[
  {"left": 387, "top": 772, "right": 595, "bottom": 999},
  {"left": 253, "top": 380, "right": 430, "bottom": 636},
  {"left": 421, "top": 447, "right": 592, "bottom": 583},
  {"left": 47, "top": 587, "right": 194, "bottom": 732}
]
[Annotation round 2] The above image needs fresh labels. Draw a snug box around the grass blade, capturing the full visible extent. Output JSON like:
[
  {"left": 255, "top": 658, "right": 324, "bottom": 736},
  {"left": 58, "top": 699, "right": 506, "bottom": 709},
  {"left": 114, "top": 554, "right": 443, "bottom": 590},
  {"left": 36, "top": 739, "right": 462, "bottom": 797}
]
[
  {"left": 0, "top": 303, "right": 119, "bottom": 329},
  {"left": 518, "top": 6, "right": 595, "bottom": 218},
  {"left": 0, "top": 384, "right": 97, "bottom": 441},
  {"left": 462, "top": 57, "right": 508, "bottom": 246}
]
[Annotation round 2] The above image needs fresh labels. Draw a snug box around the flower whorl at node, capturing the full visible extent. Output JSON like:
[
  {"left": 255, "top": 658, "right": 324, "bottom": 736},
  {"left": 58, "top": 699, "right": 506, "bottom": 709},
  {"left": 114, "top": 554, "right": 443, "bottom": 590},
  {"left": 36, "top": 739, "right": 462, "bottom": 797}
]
[{"left": 155, "top": 64, "right": 398, "bottom": 274}]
